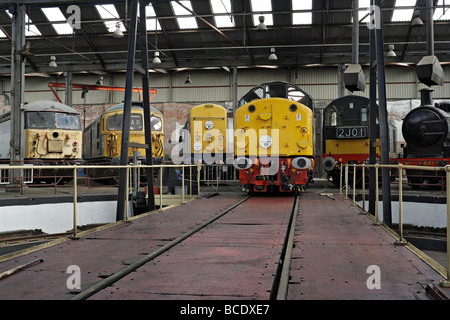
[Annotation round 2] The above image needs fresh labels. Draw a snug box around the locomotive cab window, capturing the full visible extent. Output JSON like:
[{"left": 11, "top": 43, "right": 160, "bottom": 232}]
[
  {"left": 265, "top": 83, "right": 287, "bottom": 99},
  {"left": 26, "top": 111, "right": 54, "bottom": 129},
  {"left": 287, "top": 86, "right": 305, "bottom": 102},
  {"left": 107, "top": 113, "right": 143, "bottom": 131},
  {"left": 324, "top": 107, "right": 342, "bottom": 127},
  {"left": 56, "top": 113, "right": 81, "bottom": 130},
  {"left": 238, "top": 86, "right": 264, "bottom": 107},
  {"left": 151, "top": 115, "right": 162, "bottom": 131}
]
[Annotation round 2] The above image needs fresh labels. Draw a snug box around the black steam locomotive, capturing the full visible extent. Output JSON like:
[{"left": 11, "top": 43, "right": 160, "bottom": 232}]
[{"left": 398, "top": 88, "right": 450, "bottom": 187}]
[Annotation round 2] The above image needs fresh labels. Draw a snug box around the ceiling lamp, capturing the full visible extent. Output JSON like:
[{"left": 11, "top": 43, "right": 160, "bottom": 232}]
[
  {"left": 113, "top": 22, "right": 124, "bottom": 38},
  {"left": 257, "top": 16, "right": 268, "bottom": 31},
  {"left": 411, "top": 16, "right": 424, "bottom": 27},
  {"left": 49, "top": 56, "right": 57, "bottom": 67},
  {"left": 387, "top": 44, "right": 396, "bottom": 57},
  {"left": 185, "top": 72, "right": 192, "bottom": 84},
  {"left": 268, "top": 47, "right": 278, "bottom": 61},
  {"left": 152, "top": 51, "right": 161, "bottom": 64}
]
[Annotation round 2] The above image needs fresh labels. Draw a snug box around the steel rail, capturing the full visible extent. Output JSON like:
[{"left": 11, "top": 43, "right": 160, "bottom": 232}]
[
  {"left": 70, "top": 196, "right": 249, "bottom": 300},
  {"left": 272, "top": 195, "right": 300, "bottom": 300}
]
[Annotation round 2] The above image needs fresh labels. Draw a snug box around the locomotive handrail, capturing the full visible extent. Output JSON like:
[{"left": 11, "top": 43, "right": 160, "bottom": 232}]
[{"left": 340, "top": 162, "right": 450, "bottom": 288}]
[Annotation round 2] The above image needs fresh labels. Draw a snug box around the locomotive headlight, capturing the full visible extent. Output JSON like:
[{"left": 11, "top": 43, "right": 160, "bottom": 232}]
[
  {"left": 292, "top": 157, "right": 312, "bottom": 170},
  {"left": 205, "top": 120, "right": 213, "bottom": 130},
  {"left": 193, "top": 142, "right": 202, "bottom": 151},
  {"left": 259, "top": 135, "right": 272, "bottom": 148}
]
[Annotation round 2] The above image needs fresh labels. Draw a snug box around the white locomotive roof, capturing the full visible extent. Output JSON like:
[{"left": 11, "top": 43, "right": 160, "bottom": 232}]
[{"left": 23, "top": 100, "right": 79, "bottom": 114}]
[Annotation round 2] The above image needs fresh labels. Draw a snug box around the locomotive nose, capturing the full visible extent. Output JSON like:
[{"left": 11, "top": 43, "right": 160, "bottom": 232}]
[{"left": 233, "top": 157, "right": 252, "bottom": 170}]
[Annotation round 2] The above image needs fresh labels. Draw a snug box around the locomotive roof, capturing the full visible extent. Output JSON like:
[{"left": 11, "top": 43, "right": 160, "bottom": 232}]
[
  {"left": 106, "top": 102, "right": 162, "bottom": 114},
  {"left": 237, "top": 81, "right": 314, "bottom": 110},
  {"left": 324, "top": 95, "right": 370, "bottom": 110},
  {"left": 23, "top": 100, "right": 79, "bottom": 114}
]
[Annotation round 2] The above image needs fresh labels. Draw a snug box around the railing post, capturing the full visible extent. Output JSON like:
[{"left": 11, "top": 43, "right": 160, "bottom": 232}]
[
  {"left": 345, "top": 164, "right": 349, "bottom": 199},
  {"left": 159, "top": 166, "right": 163, "bottom": 210},
  {"left": 395, "top": 164, "right": 407, "bottom": 245},
  {"left": 182, "top": 166, "right": 185, "bottom": 204},
  {"left": 125, "top": 165, "right": 130, "bottom": 221},
  {"left": 340, "top": 164, "right": 343, "bottom": 194},
  {"left": 362, "top": 164, "right": 366, "bottom": 212},
  {"left": 440, "top": 165, "right": 450, "bottom": 287},
  {"left": 72, "top": 166, "right": 79, "bottom": 239},
  {"left": 352, "top": 164, "right": 356, "bottom": 204},
  {"left": 197, "top": 164, "right": 201, "bottom": 198},
  {"left": 190, "top": 166, "right": 192, "bottom": 198},
  {"left": 374, "top": 164, "right": 382, "bottom": 225}
]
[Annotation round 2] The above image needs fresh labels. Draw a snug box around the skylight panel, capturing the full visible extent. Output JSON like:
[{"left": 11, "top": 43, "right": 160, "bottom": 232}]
[
  {"left": 25, "top": 15, "right": 41, "bottom": 36},
  {"left": 42, "top": 7, "right": 74, "bottom": 35},
  {"left": 391, "top": 0, "right": 415, "bottom": 22},
  {"left": 250, "top": 0, "right": 273, "bottom": 26},
  {"left": 292, "top": 0, "right": 312, "bottom": 25},
  {"left": 434, "top": 0, "right": 450, "bottom": 20},
  {"left": 358, "top": 0, "right": 371, "bottom": 23},
  {"left": 145, "top": 3, "right": 161, "bottom": 31},
  {"left": 96, "top": 5, "right": 126, "bottom": 33},
  {"left": 211, "top": 0, "right": 234, "bottom": 28},
  {"left": 171, "top": 1, "right": 198, "bottom": 29},
  {"left": 0, "top": 29, "right": 6, "bottom": 38}
]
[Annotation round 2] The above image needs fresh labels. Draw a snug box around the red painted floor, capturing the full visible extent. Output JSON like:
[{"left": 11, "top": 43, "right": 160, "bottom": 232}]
[{"left": 288, "top": 192, "right": 448, "bottom": 299}]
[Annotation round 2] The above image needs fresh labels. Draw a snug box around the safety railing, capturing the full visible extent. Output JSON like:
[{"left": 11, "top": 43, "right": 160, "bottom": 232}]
[
  {"left": 0, "top": 163, "right": 202, "bottom": 239},
  {"left": 340, "top": 162, "right": 450, "bottom": 288}
]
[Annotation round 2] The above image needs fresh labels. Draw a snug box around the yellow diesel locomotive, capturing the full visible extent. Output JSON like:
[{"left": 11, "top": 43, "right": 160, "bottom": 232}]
[
  {"left": 83, "top": 101, "right": 164, "bottom": 172},
  {"left": 180, "top": 103, "right": 228, "bottom": 164},
  {"left": 233, "top": 81, "right": 315, "bottom": 194},
  {"left": 0, "top": 100, "right": 83, "bottom": 183}
]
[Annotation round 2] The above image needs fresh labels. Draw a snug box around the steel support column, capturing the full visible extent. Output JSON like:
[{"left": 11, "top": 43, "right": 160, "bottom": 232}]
[
  {"left": 368, "top": 9, "right": 377, "bottom": 216},
  {"left": 8, "top": 5, "right": 25, "bottom": 190},
  {"left": 139, "top": 1, "right": 155, "bottom": 212},
  {"left": 371, "top": 0, "right": 392, "bottom": 227},
  {"left": 117, "top": 0, "right": 155, "bottom": 220}
]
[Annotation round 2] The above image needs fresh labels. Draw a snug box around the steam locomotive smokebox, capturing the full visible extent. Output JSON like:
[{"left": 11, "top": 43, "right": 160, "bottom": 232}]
[
  {"left": 416, "top": 55, "right": 444, "bottom": 87},
  {"left": 343, "top": 64, "right": 366, "bottom": 92}
]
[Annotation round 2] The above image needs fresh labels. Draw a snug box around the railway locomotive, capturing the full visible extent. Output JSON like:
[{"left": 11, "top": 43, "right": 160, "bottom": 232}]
[
  {"left": 397, "top": 89, "right": 450, "bottom": 187},
  {"left": 233, "top": 81, "right": 315, "bottom": 194},
  {"left": 322, "top": 95, "right": 397, "bottom": 186},
  {"left": 83, "top": 101, "right": 164, "bottom": 179},
  {"left": 0, "top": 100, "right": 83, "bottom": 183},
  {"left": 180, "top": 103, "right": 228, "bottom": 164}
]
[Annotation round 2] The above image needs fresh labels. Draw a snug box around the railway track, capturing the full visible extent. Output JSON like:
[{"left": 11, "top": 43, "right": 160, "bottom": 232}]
[{"left": 72, "top": 194, "right": 300, "bottom": 300}]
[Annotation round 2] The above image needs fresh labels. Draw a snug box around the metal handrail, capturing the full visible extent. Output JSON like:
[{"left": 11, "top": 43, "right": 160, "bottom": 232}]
[
  {"left": 340, "top": 162, "right": 450, "bottom": 287},
  {"left": 0, "top": 163, "right": 202, "bottom": 239}
]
